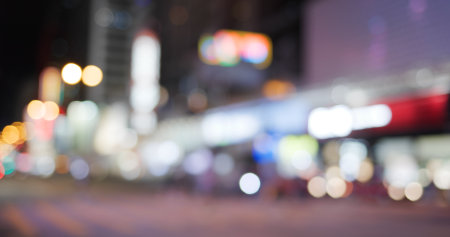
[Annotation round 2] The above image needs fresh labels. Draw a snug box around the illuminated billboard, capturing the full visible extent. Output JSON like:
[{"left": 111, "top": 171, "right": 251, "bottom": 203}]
[{"left": 198, "top": 30, "right": 272, "bottom": 69}]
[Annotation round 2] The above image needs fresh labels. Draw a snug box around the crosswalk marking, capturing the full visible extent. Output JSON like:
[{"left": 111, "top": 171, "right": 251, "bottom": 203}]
[
  {"left": 2, "top": 204, "right": 36, "bottom": 237},
  {"left": 35, "top": 201, "right": 88, "bottom": 236},
  {"left": 63, "top": 199, "right": 136, "bottom": 235}
]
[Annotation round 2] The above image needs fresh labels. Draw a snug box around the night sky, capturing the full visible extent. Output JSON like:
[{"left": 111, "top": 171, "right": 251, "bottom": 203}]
[
  {"left": 0, "top": 0, "right": 88, "bottom": 127},
  {"left": 0, "top": 2, "right": 45, "bottom": 127},
  {"left": 0, "top": 0, "right": 304, "bottom": 127}
]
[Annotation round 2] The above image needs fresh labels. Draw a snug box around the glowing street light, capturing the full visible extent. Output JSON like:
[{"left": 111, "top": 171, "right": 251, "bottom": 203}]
[
  {"left": 82, "top": 65, "right": 103, "bottom": 87},
  {"left": 239, "top": 172, "right": 261, "bottom": 195},
  {"left": 61, "top": 63, "right": 82, "bottom": 85},
  {"left": 1, "top": 125, "right": 20, "bottom": 144},
  {"left": 27, "top": 100, "right": 46, "bottom": 119},
  {"left": 43, "top": 101, "right": 60, "bottom": 121}
]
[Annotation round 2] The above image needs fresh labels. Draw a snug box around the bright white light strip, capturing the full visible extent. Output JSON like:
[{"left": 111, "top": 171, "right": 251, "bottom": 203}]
[
  {"left": 130, "top": 32, "right": 161, "bottom": 135},
  {"left": 131, "top": 35, "right": 160, "bottom": 82},
  {"left": 308, "top": 105, "right": 353, "bottom": 139},
  {"left": 201, "top": 113, "right": 262, "bottom": 146},
  {"left": 352, "top": 104, "right": 392, "bottom": 130},
  {"left": 308, "top": 104, "right": 392, "bottom": 139}
]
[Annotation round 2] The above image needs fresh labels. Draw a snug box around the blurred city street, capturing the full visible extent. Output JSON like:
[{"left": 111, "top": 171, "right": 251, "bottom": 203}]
[
  {"left": 0, "top": 178, "right": 449, "bottom": 237},
  {"left": 1, "top": 0, "right": 450, "bottom": 236}
]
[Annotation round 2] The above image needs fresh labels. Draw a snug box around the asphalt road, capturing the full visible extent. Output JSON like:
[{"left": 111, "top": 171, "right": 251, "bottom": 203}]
[{"left": 0, "top": 179, "right": 449, "bottom": 237}]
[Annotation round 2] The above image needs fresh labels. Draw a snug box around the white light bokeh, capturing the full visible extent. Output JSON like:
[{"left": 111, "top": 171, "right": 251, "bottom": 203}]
[
  {"left": 307, "top": 176, "right": 327, "bottom": 198},
  {"left": 35, "top": 156, "right": 55, "bottom": 177},
  {"left": 183, "top": 149, "right": 213, "bottom": 175},
  {"left": 70, "top": 159, "right": 89, "bottom": 180},
  {"left": 433, "top": 165, "right": 450, "bottom": 190},
  {"left": 385, "top": 155, "right": 419, "bottom": 188},
  {"left": 239, "top": 172, "right": 261, "bottom": 195},
  {"left": 340, "top": 140, "right": 367, "bottom": 158},
  {"left": 326, "top": 177, "right": 346, "bottom": 199},
  {"left": 417, "top": 168, "right": 432, "bottom": 187},
  {"left": 67, "top": 101, "right": 98, "bottom": 122},
  {"left": 376, "top": 138, "right": 419, "bottom": 188},
  {"left": 388, "top": 185, "right": 405, "bottom": 201},
  {"left": 339, "top": 153, "right": 362, "bottom": 182},
  {"left": 93, "top": 104, "right": 128, "bottom": 155},
  {"left": 157, "top": 140, "right": 183, "bottom": 166},
  {"left": 131, "top": 112, "right": 157, "bottom": 135},
  {"left": 140, "top": 141, "right": 182, "bottom": 177},
  {"left": 291, "top": 150, "right": 313, "bottom": 171},
  {"left": 339, "top": 140, "right": 367, "bottom": 182},
  {"left": 404, "top": 182, "right": 423, "bottom": 202},
  {"left": 122, "top": 129, "right": 138, "bottom": 149}
]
